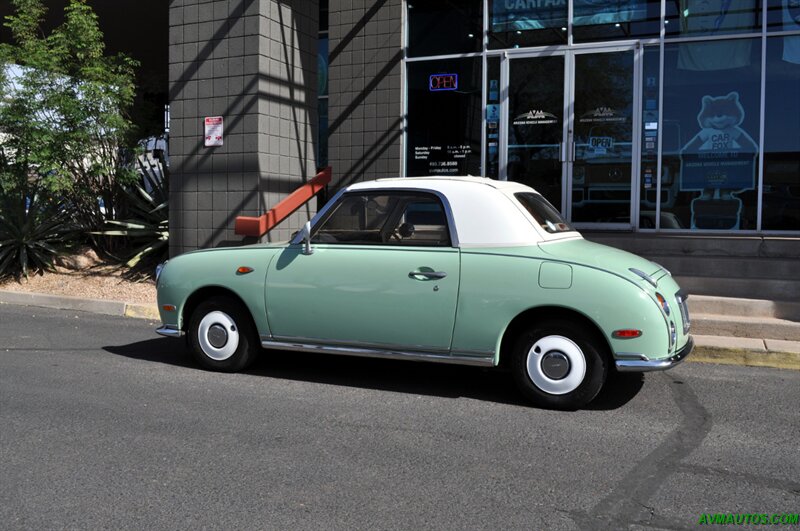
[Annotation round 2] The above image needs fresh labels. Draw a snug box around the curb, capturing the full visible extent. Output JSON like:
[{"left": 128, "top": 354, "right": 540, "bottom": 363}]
[
  {"left": 1, "top": 289, "right": 798, "bottom": 370},
  {"left": 0, "top": 290, "right": 160, "bottom": 321},
  {"left": 689, "top": 346, "right": 800, "bottom": 371},
  {"left": 689, "top": 333, "right": 800, "bottom": 371}
]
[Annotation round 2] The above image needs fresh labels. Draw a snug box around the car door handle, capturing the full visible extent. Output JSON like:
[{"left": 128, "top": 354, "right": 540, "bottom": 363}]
[{"left": 408, "top": 270, "right": 447, "bottom": 280}]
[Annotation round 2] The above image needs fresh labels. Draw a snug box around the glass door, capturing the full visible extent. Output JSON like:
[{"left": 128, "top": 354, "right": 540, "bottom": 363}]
[
  {"left": 503, "top": 46, "right": 640, "bottom": 228},
  {"left": 569, "top": 49, "right": 638, "bottom": 227},
  {"left": 505, "top": 54, "right": 567, "bottom": 211}
]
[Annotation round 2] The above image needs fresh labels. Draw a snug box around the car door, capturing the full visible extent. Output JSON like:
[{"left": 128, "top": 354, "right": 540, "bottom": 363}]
[{"left": 265, "top": 191, "right": 460, "bottom": 353}]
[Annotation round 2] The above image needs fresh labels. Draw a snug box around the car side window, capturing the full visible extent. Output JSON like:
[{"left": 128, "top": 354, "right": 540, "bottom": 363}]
[{"left": 311, "top": 192, "right": 452, "bottom": 247}]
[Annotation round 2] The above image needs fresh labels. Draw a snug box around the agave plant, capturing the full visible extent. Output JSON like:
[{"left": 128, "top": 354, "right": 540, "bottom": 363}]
[
  {"left": 0, "top": 185, "right": 79, "bottom": 280},
  {"left": 95, "top": 153, "right": 168, "bottom": 272}
]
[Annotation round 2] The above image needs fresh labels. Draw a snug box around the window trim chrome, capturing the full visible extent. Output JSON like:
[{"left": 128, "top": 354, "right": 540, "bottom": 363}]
[{"left": 293, "top": 187, "right": 461, "bottom": 248}]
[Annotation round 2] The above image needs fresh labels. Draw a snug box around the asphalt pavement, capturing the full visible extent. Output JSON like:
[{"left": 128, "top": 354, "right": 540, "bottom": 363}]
[{"left": 1, "top": 304, "right": 798, "bottom": 530}]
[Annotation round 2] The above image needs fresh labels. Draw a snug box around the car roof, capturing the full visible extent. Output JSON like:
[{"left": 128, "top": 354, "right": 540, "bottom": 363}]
[{"left": 339, "top": 177, "right": 580, "bottom": 247}]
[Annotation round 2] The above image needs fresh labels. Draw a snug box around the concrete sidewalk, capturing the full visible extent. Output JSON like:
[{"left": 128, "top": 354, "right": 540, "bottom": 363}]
[
  {"left": 1, "top": 289, "right": 798, "bottom": 370},
  {"left": 0, "top": 289, "right": 160, "bottom": 321}
]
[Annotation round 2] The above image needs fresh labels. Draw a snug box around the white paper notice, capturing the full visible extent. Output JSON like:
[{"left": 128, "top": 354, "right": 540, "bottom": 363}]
[{"left": 204, "top": 116, "right": 223, "bottom": 147}]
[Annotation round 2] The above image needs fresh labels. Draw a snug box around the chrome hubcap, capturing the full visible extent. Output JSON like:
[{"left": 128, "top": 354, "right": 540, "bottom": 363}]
[
  {"left": 540, "top": 351, "right": 570, "bottom": 380},
  {"left": 207, "top": 324, "right": 228, "bottom": 348},
  {"left": 526, "top": 335, "right": 587, "bottom": 395},
  {"left": 197, "top": 311, "right": 240, "bottom": 361}
]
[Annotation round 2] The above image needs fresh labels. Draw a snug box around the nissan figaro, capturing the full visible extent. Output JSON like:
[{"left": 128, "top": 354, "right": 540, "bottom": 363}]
[{"left": 155, "top": 177, "right": 693, "bottom": 409}]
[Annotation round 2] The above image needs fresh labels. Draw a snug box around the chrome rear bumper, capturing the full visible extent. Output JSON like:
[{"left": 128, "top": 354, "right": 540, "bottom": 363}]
[{"left": 615, "top": 336, "right": 694, "bottom": 372}]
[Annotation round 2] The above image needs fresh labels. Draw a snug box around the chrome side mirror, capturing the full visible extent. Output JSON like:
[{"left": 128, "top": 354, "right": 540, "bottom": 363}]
[{"left": 301, "top": 221, "right": 313, "bottom": 255}]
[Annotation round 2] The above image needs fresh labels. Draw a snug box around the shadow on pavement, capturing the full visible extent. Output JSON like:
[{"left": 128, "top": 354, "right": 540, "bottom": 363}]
[
  {"left": 103, "top": 339, "right": 644, "bottom": 410},
  {"left": 104, "top": 337, "right": 195, "bottom": 369}
]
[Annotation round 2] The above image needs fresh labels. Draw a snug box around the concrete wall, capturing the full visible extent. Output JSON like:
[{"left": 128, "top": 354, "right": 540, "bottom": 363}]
[
  {"left": 327, "top": 0, "right": 404, "bottom": 190},
  {"left": 168, "top": 0, "right": 318, "bottom": 255}
]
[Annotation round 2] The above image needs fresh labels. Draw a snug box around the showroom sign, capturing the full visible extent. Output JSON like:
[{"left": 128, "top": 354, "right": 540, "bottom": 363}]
[{"left": 429, "top": 73, "right": 458, "bottom": 92}]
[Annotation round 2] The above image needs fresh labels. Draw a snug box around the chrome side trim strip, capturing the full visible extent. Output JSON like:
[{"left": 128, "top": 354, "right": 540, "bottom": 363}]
[
  {"left": 261, "top": 338, "right": 495, "bottom": 367},
  {"left": 156, "top": 325, "right": 184, "bottom": 338},
  {"left": 271, "top": 335, "right": 451, "bottom": 355},
  {"left": 615, "top": 336, "right": 694, "bottom": 372}
]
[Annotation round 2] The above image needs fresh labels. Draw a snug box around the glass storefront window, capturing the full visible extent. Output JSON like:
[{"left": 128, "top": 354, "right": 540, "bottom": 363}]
[
  {"left": 407, "top": 0, "right": 482, "bottom": 57},
  {"left": 406, "top": 58, "right": 482, "bottom": 177},
  {"left": 573, "top": 0, "right": 661, "bottom": 42},
  {"left": 319, "top": 0, "right": 328, "bottom": 33},
  {"left": 571, "top": 51, "right": 636, "bottom": 224},
  {"left": 488, "top": 0, "right": 568, "bottom": 48},
  {"left": 639, "top": 46, "right": 668, "bottom": 229},
  {"left": 767, "top": 0, "right": 800, "bottom": 32},
  {"left": 763, "top": 36, "right": 800, "bottom": 230},
  {"left": 507, "top": 55, "right": 565, "bottom": 208},
  {"left": 317, "top": 34, "right": 328, "bottom": 168},
  {"left": 665, "top": 0, "right": 761, "bottom": 37},
  {"left": 661, "top": 38, "right": 762, "bottom": 230},
  {"left": 485, "top": 57, "right": 501, "bottom": 179}
]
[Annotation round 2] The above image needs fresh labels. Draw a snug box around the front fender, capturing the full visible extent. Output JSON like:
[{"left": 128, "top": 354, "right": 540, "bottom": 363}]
[{"left": 156, "top": 246, "right": 282, "bottom": 337}]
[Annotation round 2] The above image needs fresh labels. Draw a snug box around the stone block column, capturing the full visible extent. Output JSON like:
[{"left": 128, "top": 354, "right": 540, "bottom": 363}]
[
  {"left": 168, "top": 0, "right": 318, "bottom": 255},
  {"left": 327, "top": 0, "right": 404, "bottom": 190}
]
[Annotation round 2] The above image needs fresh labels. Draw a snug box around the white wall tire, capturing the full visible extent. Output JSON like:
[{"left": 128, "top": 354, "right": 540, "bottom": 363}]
[
  {"left": 188, "top": 296, "right": 258, "bottom": 372},
  {"left": 512, "top": 319, "right": 607, "bottom": 410}
]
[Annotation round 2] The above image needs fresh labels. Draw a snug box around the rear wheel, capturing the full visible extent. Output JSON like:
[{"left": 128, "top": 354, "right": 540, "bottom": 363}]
[
  {"left": 188, "top": 296, "right": 259, "bottom": 372},
  {"left": 511, "top": 319, "right": 607, "bottom": 410}
]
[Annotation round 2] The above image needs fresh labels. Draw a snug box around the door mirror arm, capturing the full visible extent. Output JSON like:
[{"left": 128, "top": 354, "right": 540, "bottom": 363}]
[{"left": 301, "top": 221, "right": 314, "bottom": 255}]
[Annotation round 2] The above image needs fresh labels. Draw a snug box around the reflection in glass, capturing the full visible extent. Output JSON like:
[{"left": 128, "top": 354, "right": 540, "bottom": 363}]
[
  {"left": 767, "top": 0, "right": 800, "bottom": 32},
  {"left": 763, "top": 36, "right": 800, "bottom": 230},
  {"left": 406, "top": 58, "right": 482, "bottom": 177},
  {"left": 507, "top": 56, "right": 565, "bottom": 209},
  {"left": 488, "top": 0, "right": 567, "bottom": 48},
  {"left": 638, "top": 47, "right": 678, "bottom": 229},
  {"left": 573, "top": 0, "right": 661, "bottom": 41},
  {"left": 666, "top": 0, "right": 761, "bottom": 37},
  {"left": 661, "top": 39, "right": 762, "bottom": 230},
  {"left": 407, "top": 0, "right": 482, "bottom": 57},
  {"left": 571, "top": 51, "right": 635, "bottom": 224},
  {"left": 485, "top": 57, "right": 501, "bottom": 179}
]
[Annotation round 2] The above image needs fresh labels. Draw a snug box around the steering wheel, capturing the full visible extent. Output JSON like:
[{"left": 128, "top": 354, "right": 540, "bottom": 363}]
[{"left": 390, "top": 222, "right": 415, "bottom": 241}]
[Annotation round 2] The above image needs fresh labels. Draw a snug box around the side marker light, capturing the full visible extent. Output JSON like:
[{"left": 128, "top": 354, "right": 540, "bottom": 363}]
[{"left": 612, "top": 329, "right": 642, "bottom": 339}]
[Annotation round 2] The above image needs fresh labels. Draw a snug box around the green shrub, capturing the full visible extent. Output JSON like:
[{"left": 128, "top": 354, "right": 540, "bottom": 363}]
[
  {"left": 95, "top": 155, "right": 168, "bottom": 274},
  {"left": 0, "top": 184, "right": 80, "bottom": 280}
]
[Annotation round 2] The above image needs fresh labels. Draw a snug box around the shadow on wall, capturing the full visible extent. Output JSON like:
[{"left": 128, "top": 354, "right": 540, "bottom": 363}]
[
  {"left": 170, "top": 0, "right": 319, "bottom": 250},
  {"left": 326, "top": 0, "right": 405, "bottom": 189}
]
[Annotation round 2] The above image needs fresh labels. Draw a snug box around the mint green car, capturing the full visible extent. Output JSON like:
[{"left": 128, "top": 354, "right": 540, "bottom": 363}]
[{"left": 155, "top": 177, "right": 693, "bottom": 409}]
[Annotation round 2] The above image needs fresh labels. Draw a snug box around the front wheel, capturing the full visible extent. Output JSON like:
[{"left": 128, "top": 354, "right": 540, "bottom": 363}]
[
  {"left": 511, "top": 319, "right": 607, "bottom": 410},
  {"left": 188, "top": 297, "right": 259, "bottom": 372}
]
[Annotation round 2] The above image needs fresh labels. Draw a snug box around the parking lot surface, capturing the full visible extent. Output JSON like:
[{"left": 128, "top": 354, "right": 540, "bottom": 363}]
[{"left": 1, "top": 304, "right": 798, "bottom": 530}]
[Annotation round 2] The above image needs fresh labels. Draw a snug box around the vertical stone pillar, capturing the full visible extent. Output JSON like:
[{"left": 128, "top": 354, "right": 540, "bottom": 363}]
[
  {"left": 327, "top": 0, "right": 404, "bottom": 190},
  {"left": 168, "top": 0, "right": 318, "bottom": 255}
]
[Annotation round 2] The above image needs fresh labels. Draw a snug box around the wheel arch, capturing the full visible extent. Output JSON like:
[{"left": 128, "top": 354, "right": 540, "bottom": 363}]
[
  {"left": 497, "top": 306, "right": 613, "bottom": 368},
  {"left": 181, "top": 286, "right": 259, "bottom": 338}
]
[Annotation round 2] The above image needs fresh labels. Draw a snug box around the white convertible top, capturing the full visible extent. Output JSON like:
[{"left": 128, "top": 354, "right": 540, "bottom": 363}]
[{"left": 334, "top": 176, "right": 581, "bottom": 247}]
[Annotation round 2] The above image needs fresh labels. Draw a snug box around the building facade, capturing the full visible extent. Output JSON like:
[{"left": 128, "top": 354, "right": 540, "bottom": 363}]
[{"left": 165, "top": 0, "right": 799, "bottom": 288}]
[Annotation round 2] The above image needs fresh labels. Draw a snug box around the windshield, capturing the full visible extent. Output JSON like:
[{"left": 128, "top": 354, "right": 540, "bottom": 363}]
[{"left": 514, "top": 192, "right": 575, "bottom": 234}]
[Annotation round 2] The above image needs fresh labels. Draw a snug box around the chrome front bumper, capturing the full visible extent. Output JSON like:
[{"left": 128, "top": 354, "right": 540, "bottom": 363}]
[
  {"left": 615, "top": 336, "right": 694, "bottom": 372},
  {"left": 156, "top": 325, "right": 184, "bottom": 338}
]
